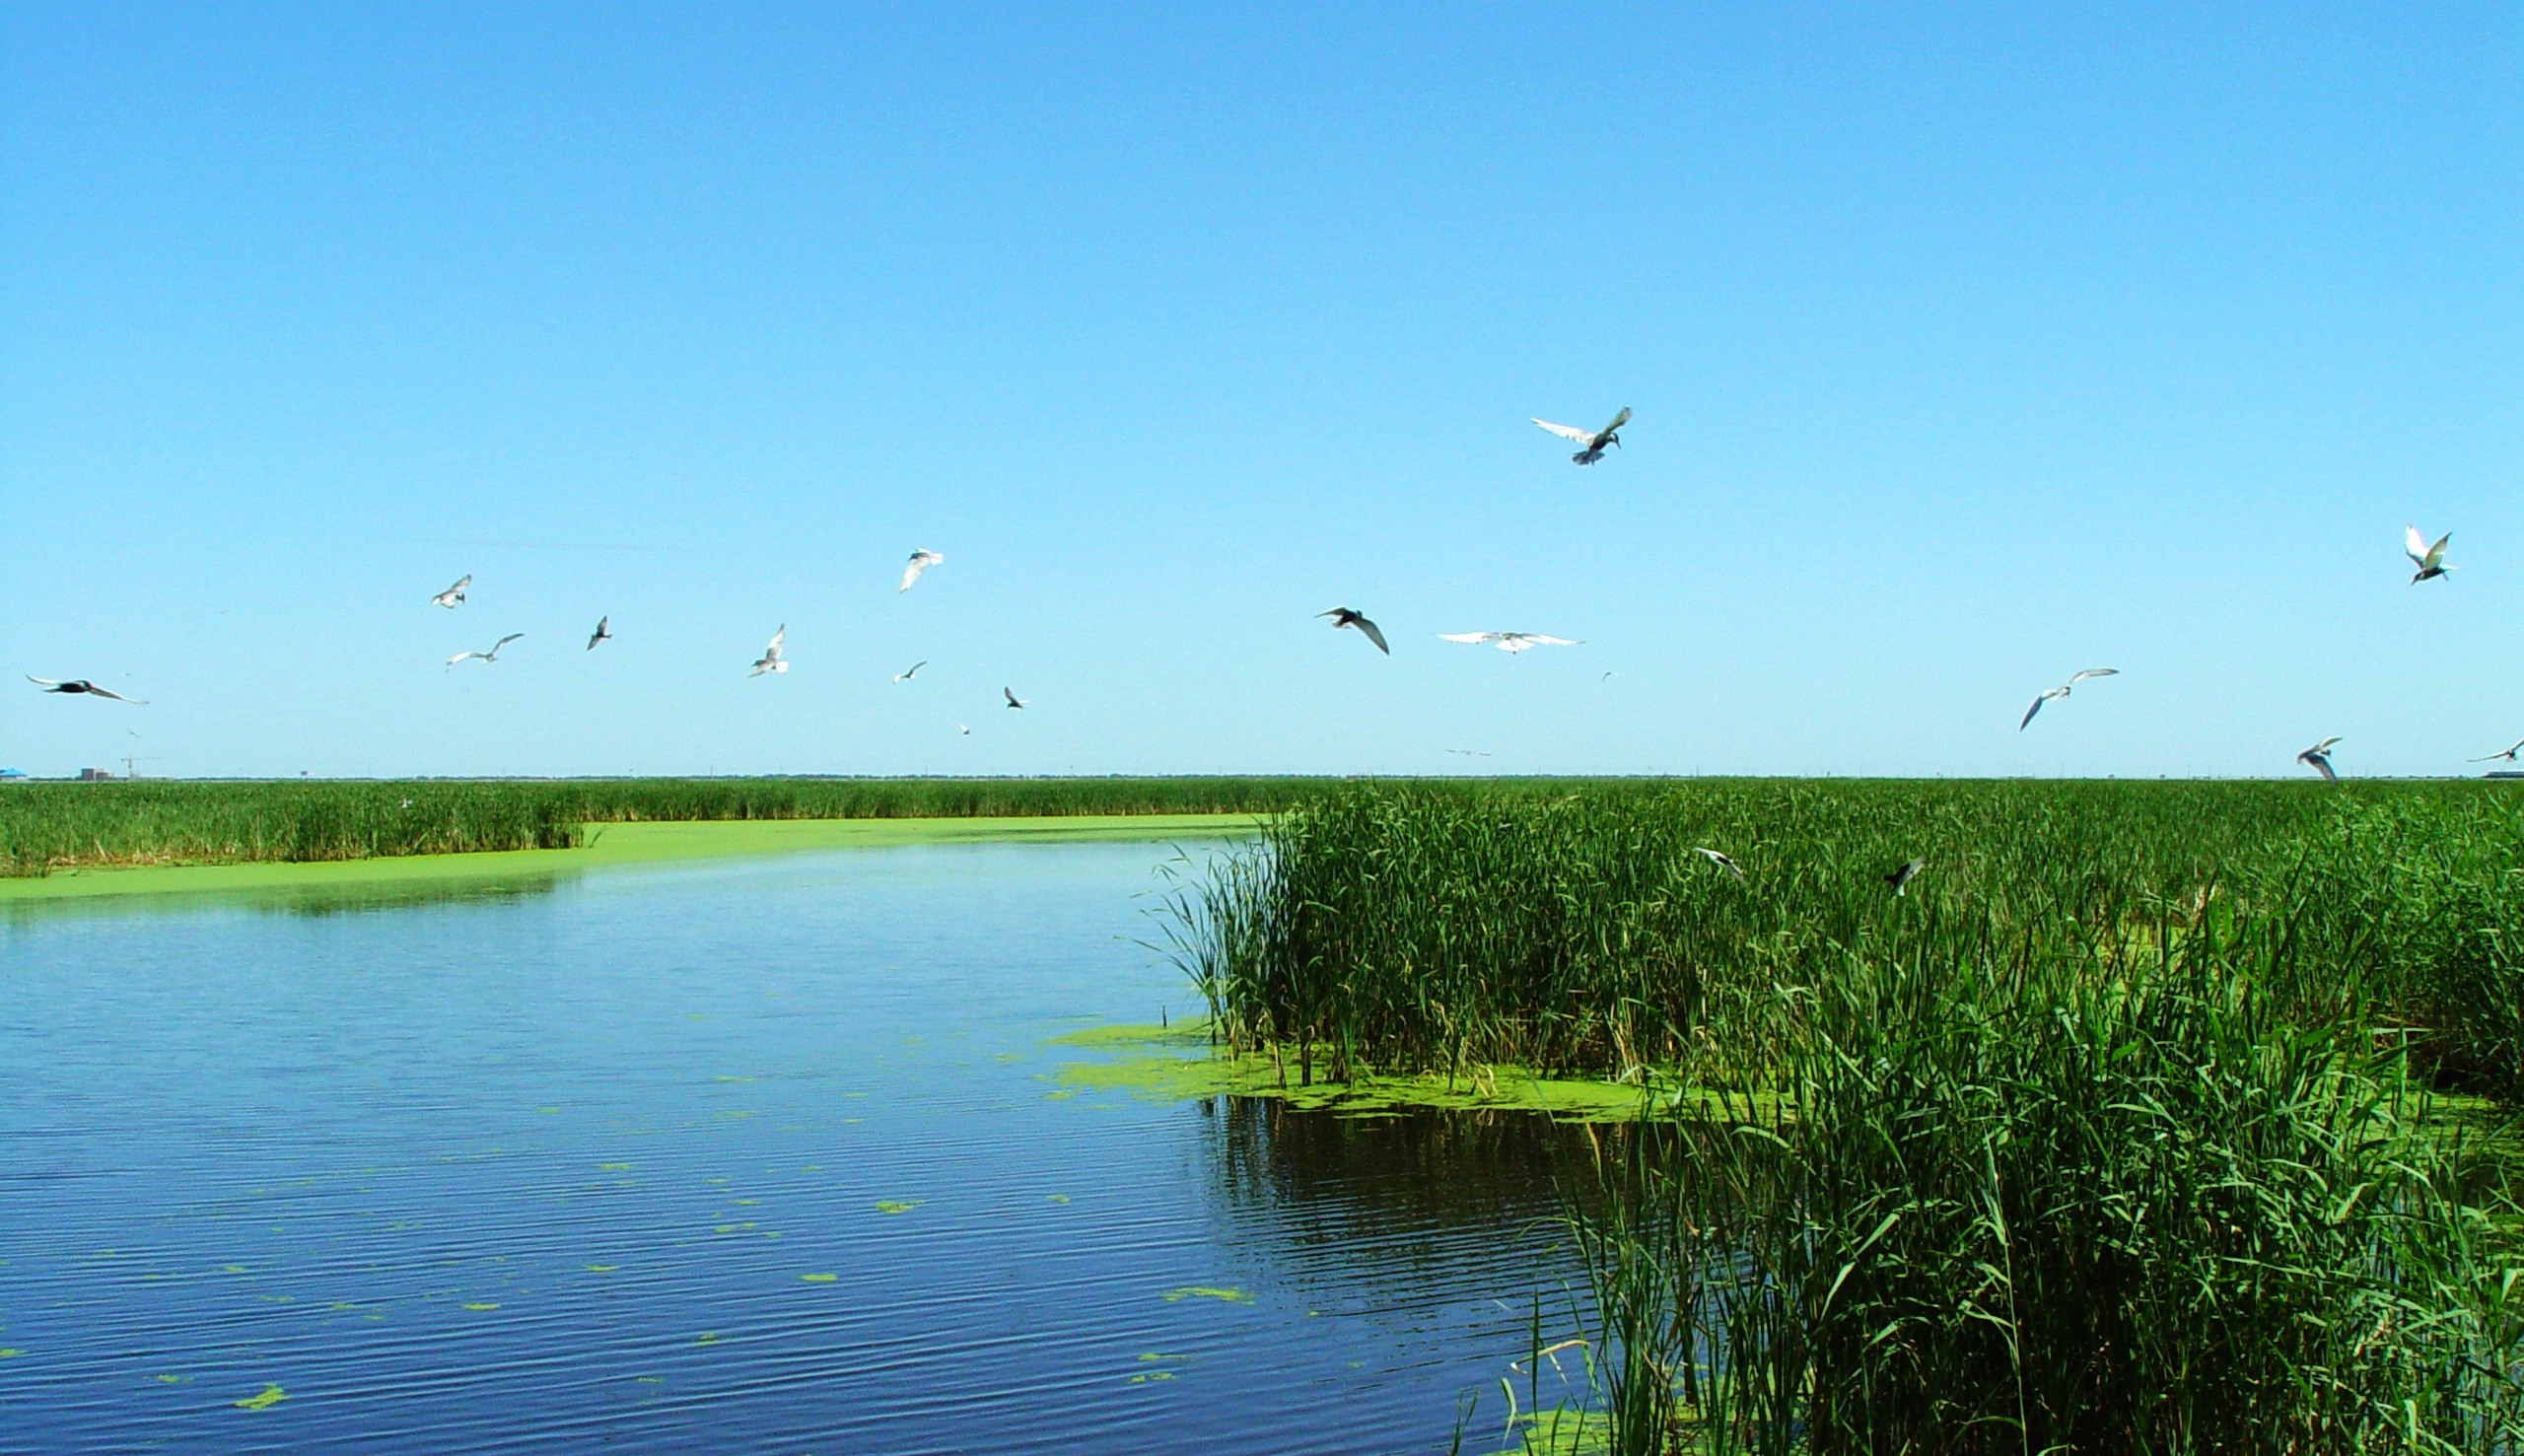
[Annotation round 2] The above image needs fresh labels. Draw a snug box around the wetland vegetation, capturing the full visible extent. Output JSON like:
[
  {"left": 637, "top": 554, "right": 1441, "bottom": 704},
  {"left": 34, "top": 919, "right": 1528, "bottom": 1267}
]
[{"left": 1176, "top": 781, "right": 2524, "bottom": 1451}]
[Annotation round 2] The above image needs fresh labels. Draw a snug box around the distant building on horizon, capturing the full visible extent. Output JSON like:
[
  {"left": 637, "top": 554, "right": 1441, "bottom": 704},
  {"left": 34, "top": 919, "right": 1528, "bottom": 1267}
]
[{"left": 76, "top": 767, "right": 114, "bottom": 782}]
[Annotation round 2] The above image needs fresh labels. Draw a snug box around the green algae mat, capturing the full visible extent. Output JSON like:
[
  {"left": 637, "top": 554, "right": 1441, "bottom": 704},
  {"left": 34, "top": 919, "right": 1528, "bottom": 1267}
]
[
  {"left": 0, "top": 814, "right": 1262, "bottom": 906},
  {"left": 1046, "top": 1022, "right": 1674, "bottom": 1123}
]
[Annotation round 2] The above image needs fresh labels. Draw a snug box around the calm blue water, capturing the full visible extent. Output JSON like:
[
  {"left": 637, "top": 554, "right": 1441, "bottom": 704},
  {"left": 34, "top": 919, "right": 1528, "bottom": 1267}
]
[{"left": 0, "top": 842, "right": 1597, "bottom": 1453}]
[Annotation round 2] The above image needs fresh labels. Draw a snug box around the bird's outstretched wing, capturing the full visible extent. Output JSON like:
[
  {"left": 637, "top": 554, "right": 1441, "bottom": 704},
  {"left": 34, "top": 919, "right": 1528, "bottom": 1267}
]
[
  {"left": 1693, "top": 846, "right": 1744, "bottom": 881},
  {"left": 84, "top": 684, "right": 146, "bottom": 704},
  {"left": 2301, "top": 751, "right": 2339, "bottom": 783},
  {"left": 1004, "top": 687, "right": 1023, "bottom": 708},
  {"left": 1352, "top": 615, "right": 1390, "bottom": 654},
  {"left": 765, "top": 627, "right": 786, "bottom": 657},
  {"left": 2424, "top": 532, "right": 2451, "bottom": 570},
  {"left": 2067, "top": 668, "right": 2118, "bottom": 685},
  {"left": 2019, "top": 692, "right": 2052, "bottom": 730},
  {"left": 1438, "top": 632, "right": 1501, "bottom": 644},
  {"left": 26, "top": 675, "right": 57, "bottom": 688},
  {"left": 447, "top": 651, "right": 479, "bottom": 667},
  {"left": 900, "top": 551, "right": 943, "bottom": 592},
  {"left": 2311, "top": 735, "right": 2343, "bottom": 752},
  {"left": 1498, "top": 634, "right": 1577, "bottom": 651},
  {"left": 1532, "top": 419, "right": 1593, "bottom": 444},
  {"left": 493, "top": 634, "right": 524, "bottom": 653},
  {"left": 1597, "top": 407, "right": 1632, "bottom": 438}
]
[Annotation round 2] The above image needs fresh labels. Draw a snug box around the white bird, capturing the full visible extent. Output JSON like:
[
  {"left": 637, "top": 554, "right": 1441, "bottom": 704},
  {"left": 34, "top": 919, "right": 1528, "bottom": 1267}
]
[
  {"left": 1004, "top": 687, "right": 1027, "bottom": 710},
  {"left": 1694, "top": 847, "right": 1745, "bottom": 881},
  {"left": 446, "top": 633, "right": 524, "bottom": 668},
  {"left": 587, "top": 616, "right": 612, "bottom": 650},
  {"left": 431, "top": 575, "right": 471, "bottom": 609},
  {"left": 1532, "top": 407, "right": 1631, "bottom": 465},
  {"left": 1444, "top": 748, "right": 1493, "bottom": 757},
  {"left": 2018, "top": 668, "right": 2120, "bottom": 730},
  {"left": 899, "top": 550, "right": 945, "bottom": 592},
  {"left": 1319, "top": 607, "right": 1389, "bottom": 655},
  {"left": 1439, "top": 632, "right": 1580, "bottom": 654},
  {"left": 750, "top": 627, "right": 788, "bottom": 676},
  {"left": 958, "top": 724, "right": 971, "bottom": 735},
  {"left": 893, "top": 660, "right": 928, "bottom": 683},
  {"left": 2297, "top": 736, "right": 2343, "bottom": 783},
  {"left": 2406, "top": 525, "right": 2453, "bottom": 584},
  {"left": 1885, "top": 858, "right": 1927, "bottom": 895},
  {"left": 2469, "top": 738, "right": 2524, "bottom": 763},
  {"left": 27, "top": 676, "right": 147, "bottom": 704}
]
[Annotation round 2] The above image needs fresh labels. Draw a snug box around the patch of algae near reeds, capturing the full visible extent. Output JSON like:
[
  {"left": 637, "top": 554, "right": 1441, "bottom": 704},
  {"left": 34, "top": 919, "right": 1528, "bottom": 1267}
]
[{"left": 1047, "top": 1023, "right": 1675, "bottom": 1122}]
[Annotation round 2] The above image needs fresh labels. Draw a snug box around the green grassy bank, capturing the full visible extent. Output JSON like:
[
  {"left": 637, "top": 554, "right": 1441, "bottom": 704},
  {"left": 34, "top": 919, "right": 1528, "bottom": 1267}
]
[
  {"left": 1175, "top": 781, "right": 2524, "bottom": 1449},
  {"left": 0, "top": 776, "right": 1348, "bottom": 877},
  {"left": 0, "top": 813, "right": 1261, "bottom": 905}
]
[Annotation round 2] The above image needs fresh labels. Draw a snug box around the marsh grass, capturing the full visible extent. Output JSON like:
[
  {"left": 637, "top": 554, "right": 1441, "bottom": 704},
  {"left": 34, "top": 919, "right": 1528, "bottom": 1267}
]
[
  {"left": 1182, "top": 781, "right": 2524, "bottom": 1450},
  {"left": 0, "top": 775, "right": 1367, "bottom": 876}
]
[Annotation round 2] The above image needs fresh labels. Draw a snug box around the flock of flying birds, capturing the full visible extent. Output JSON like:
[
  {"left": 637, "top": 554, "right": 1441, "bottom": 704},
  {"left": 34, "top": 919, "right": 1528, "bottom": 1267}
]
[{"left": 15, "top": 418, "right": 2504, "bottom": 791}]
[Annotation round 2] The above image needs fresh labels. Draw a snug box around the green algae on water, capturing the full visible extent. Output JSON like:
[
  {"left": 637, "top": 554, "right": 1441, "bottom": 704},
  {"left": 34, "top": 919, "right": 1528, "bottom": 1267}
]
[
  {"left": 234, "top": 1384, "right": 287, "bottom": 1412},
  {"left": 1050, "top": 1023, "right": 1671, "bottom": 1122},
  {"left": 1160, "top": 1286, "right": 1251, "bottom": 1304},
  {"left": 800, "top": 1273, "right": 837, "bottom": 1283},
  {"left": 873, "top": 1200, "right": 922, "bottom": 1214}
]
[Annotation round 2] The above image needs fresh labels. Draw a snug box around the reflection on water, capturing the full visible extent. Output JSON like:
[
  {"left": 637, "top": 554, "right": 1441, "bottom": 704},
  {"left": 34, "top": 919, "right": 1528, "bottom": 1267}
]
[
  {"left": 0, "top": 869, "right": 575, "bottom": 924},
  {"left": 0, "top": 841, "right": 1591, "bottom": 1452}
]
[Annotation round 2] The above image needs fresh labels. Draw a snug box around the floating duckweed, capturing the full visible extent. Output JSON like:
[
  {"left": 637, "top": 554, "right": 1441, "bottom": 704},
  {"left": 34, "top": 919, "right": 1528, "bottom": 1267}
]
[
  {"left": 800, "top": 1274, "right": 836, "bottom": 1283},
  {"left": 596, "top": 1162, "right": 631, "bottom": 1172},
  {"left": 1046, "top": 1194, "right": 1072, "bottom": 1205},
  {"left": 734, "top": 1199, "right": 760, "bottom": 1207},
  {"left": 874, "top": 1201, "right": 921, "bottom": 1214},
  {"left": 0, "top": 1349, "right": 22, "bottom": 1358},
  {"left": 154, "top": 1374, "right": 187, "bottom": 1384},
  {"left": 460, "top": 1302, "right": 499, "bottom": 1311},
  {"left": 584, "top": 1265, "right": 618, "bottom": 1274},
  {"left": 1160, "top": 1286, "right": 1251, "bottom": 1304},
  {"left": 234, "top": 1384, "right": 287, "bottom": 1411},
  {"left": 1127, "top": 1371, "right": 1176, "bottom": 1384},
  {"left": 694, "top": 1332, "right": 719, "bottom": 1346}
]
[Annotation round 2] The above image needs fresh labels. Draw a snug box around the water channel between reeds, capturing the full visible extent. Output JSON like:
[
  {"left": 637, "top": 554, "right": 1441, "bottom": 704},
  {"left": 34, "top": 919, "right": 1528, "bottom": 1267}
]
[{"left": 0, "top": 837, "right": 1605, "bottom": 1453}]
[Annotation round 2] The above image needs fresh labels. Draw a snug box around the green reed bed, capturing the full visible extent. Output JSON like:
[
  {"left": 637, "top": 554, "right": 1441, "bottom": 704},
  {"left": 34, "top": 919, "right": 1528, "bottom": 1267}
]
[
  {"left": 1180, "top": 782, "right": 2524, "bottom": 1450},
  {"left": 0, "top": 775, "right": 1369, "bottom": 876}
]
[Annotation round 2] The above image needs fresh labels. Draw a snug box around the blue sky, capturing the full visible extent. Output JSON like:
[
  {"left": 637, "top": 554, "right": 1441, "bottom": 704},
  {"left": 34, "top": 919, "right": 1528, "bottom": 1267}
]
[{"left": 3, "top": 4, "right": 2518, "bottom": 779}]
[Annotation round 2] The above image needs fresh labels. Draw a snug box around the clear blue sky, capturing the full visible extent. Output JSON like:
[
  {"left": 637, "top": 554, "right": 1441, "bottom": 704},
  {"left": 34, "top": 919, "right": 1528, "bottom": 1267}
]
[{"left": 4, "top": 4, "right": 2517, "bottom": 779}]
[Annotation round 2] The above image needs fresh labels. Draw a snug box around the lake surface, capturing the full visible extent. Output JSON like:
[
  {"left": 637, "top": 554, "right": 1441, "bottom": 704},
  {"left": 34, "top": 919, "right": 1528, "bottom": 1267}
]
[{"left": 0, "top": 840, "right": 1601, "bottom": 1453}]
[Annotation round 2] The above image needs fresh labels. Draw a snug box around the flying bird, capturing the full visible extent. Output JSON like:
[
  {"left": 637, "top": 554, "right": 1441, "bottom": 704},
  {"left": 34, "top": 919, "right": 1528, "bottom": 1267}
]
[
  {"left": 1694, "top": 847, "right": 1745, "bottom": 882},
  {"left": 2018, "top": 668, "right": 2120, "bottom": 730},
  {"left": 2405, "top": 526, "right": 2454, "bottom": 584},
  {"left": 587, "top": 616, "right": 612, "bottom": 650},
  {"left": 446, "top": 633, "right": 524, "bottom": 668},
  {"left": 1004, "top": 687, "right": 1027, "bottom": 710},
  {"left": 893, "top": 660, "right": 928, "bottom": 683},
  {"left": 750, "top": 627, "right": 788, "bottom": 676},
  {"left": 1319, "top": 607, "right": 1389, "bottom": 655},
  {"left": 958, "top": 724, "right": 971, "bottom": 735},
  {"left": 431, "top": 575, "right": 471, "bottom": 608},
  {"left": 2469, "top": 738, "right": 2524, "bottom": 764},
  {"left": 27, "top": 676, "right": 146, "bottom": 704},
  {"left": 1439, "top": 632, "right": 1580, "bottom": 654},
  {"left": 2297, "top": 736, "right": 2343, "bottom": 783},
  {"left": 899, "top": 550, "right": 945, "bottom": 592},
  {"left": 1444, "top": 748, "right": 1493, "bottom": 757},
  {"left": 1885, "top": 859, "right": 1926, "bottom": 896},
  {"left": 1532, "top": 407, "right": 1632, "bottom": 465}
]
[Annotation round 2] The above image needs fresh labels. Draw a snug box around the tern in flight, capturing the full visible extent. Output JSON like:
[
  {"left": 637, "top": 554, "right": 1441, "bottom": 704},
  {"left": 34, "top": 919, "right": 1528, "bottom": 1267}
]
[
  {"left": 749, "top": 627, "right": 788, "bottom": 676},
  {"left": 1444, "top": 748, "right": 1493, "bottom": 758},
  {"left": 899, "top": 550, "right": 945, "bottom": 592},
  {"left": 2297, "top": 737, "right": 2343, "bottom": 783},
  {"left": 1004, "top": 687, "right": 1027, "bottom": 710},
  {"left": 958, "top": 724, "right": 971, "bottom": 735},
  {"left": 1439, "top": 632, "right": 1580, "bottom": 654},
  {"left": 1694, "top": 847, "right": 1745, "bottom": 882},
  {"left": 446, "top": 633, "right": 524, "bottom": 668},
  {"left": 587, "top": 616, "right": 612, "bottom": 650},
  {"left": 2019, "top": 668, "right": 2120, "bottom": 730},
  {"left": 1532, "top": 407, "right": 1631, "bottom": 465},
  {"left": 2470, "top": 738, "right": 2524, "bottom": 764},
  {"left": 1319, "top": 607, "right": 1389, "bottom": 655},
  {"left": 893, "top": 660, "right": 928, "bottom": 683},
  {"left": 431, "top": 575, "right": 471, "bottom": 608},
  {"left": 1885, "top": 859, "right": 1927, "bottom": 896},
  {"left": 27, "top": 676, "right": 146, "bottom": 704},
  {"left": 2406, "top": 526, "right": 2454, "bottom": 584}
]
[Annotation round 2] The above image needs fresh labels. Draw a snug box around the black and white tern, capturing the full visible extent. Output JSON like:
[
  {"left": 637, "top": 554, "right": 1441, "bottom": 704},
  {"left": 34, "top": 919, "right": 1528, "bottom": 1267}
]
[
  {"left": 2019, "top": 668, "right": 2119, "bottom": 730},
  {"left": 1532, "top": 408, "right": 1631, "bottom": 465},
  {"left": 1319, "top": 607, "right": 1389, "bottom": 655}
]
